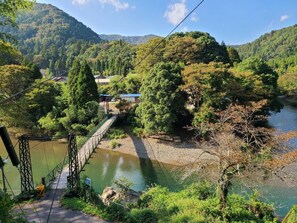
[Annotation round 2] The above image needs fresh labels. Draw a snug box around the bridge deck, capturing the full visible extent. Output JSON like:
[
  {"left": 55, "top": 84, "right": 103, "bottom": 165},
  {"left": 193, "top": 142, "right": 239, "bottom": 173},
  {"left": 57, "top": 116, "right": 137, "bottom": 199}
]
[{"left": 50, "top": 115, "right": 117, "bottom": 189}]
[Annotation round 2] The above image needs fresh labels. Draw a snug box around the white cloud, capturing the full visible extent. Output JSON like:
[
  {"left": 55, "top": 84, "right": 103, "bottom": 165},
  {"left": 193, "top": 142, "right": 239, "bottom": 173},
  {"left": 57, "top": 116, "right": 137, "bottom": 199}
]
[
  {"left": 280, "top": 14, "right": 289, "bottom": 22},
  {"left": 164, "top": 0, "right": 188, "bottom": 25},
  {"left": 72, "top": 0, "right": 89, "bottom": 5},
  {"left": 182, "top": 26, "right": 189, "bottom": 32},
  {"left": 98, "top": 0, "right": 129, "bottom": 11},
  {"left": 191, "top": 13, "right": 199, "bottom": 22}
]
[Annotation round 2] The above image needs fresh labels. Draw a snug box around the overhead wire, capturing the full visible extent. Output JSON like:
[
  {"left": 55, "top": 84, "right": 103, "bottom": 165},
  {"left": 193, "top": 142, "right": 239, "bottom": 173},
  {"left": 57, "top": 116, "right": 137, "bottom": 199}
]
[
  {"left": 3, "top": 140, "right": 42, "bottom": 222},
  {"left": 113, "top": 0, "right": 206, "bottom": 85},
  {"left": 46, "top": 146, "right": 69, "bottom": 223},
  {"left": 0, "top": 77, "right": 53, "bottom": 105}
]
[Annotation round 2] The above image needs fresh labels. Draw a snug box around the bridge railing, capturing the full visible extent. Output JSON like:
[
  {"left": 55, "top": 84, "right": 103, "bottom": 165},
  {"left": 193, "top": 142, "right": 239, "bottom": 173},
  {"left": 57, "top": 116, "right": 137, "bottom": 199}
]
[
  {"left": 77, "top": 115, "right": 117, "bottom": 171},
  {"left": 44, "top": 115, "right": 115, "bottom": 187},
  {"left": 43, "top": 154, "right": 68, "bottom": 188},
  {"left": 77, "top": 116, "right": 109, "bottom": 149}
]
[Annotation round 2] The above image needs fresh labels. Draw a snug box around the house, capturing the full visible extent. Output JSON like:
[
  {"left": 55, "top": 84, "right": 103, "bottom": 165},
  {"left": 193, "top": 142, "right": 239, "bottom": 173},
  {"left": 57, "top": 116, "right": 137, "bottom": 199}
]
[
  {"left": 52, "top": 76, "right": 67, "bottom": 83},
  {"left": 119, "top": 94, "right": 141, "bottom": 103},
  {"left": 100, "top": 94, "right": 141, "bottom": 103},
  {"left": 94, "top": 75, "right": 111, "bottom": 85}
]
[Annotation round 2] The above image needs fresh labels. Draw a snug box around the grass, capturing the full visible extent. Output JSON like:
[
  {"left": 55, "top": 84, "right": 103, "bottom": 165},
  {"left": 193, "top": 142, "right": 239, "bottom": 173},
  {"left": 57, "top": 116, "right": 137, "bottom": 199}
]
[{"left": 61, "top": 197, "right": 111, "bottom": 220}]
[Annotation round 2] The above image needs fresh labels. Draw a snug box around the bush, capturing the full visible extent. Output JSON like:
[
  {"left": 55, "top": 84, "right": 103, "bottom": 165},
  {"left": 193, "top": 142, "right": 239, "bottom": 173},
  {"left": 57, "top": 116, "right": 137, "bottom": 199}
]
[
  {"left": 106, "top": 128, "right": 127, "bottom": 139},
  {"left": 105, "top": 202, "right": 127, "bottom": 221},
  {"left": 111, "top": 140, "right": 121, "bottom": 149},
  {"left": 128, "top": 208, "right": 157, "bottom": 223},
  {"left": 132, "top": 127, "right": 144, "bottom": 137}
]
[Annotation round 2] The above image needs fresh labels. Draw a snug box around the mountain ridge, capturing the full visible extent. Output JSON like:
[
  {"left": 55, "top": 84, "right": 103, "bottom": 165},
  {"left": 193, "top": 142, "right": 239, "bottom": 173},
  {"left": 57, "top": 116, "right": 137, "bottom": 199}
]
[{"left": 99, "top": 34, "right": 160, "bottom": 45}]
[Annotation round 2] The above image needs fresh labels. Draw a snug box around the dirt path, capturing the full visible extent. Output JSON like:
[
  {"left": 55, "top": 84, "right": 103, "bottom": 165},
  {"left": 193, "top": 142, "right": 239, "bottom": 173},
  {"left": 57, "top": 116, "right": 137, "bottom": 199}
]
[{"left": 15, "top": 189, "right": 108, "bottom": 223}]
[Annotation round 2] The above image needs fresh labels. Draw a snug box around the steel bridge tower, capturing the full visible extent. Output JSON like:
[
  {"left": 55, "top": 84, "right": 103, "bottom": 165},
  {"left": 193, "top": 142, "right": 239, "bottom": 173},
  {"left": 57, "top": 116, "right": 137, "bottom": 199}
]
[
  {"left": 19, "top": 135, "right": 34, "bottom": 193},
  {"left": 67, "top": 133, "right": 80, "bottom": 191}
]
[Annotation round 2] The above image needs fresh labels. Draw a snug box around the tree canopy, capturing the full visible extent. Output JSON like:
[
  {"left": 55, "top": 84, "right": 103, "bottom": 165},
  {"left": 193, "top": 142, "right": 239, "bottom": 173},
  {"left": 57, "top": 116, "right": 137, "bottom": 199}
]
[{"left": 136, "top": 62, "right": 184, "bottom": 134}]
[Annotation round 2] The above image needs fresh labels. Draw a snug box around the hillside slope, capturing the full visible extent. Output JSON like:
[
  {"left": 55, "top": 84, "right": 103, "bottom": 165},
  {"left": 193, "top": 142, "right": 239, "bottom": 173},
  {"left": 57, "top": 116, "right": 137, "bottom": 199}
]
[
  {"left": 0, "top": 3, "right": 103, "bottom": 72},
  {"left": 237, "top": 25, "right": 297, "bottom": 61}
]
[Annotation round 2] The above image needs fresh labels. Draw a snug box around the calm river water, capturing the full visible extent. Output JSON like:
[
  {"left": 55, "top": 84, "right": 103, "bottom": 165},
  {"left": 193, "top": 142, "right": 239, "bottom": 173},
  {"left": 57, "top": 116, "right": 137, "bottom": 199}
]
[{"left": 0, "top": 100, "right": 296, "bottom": 217}]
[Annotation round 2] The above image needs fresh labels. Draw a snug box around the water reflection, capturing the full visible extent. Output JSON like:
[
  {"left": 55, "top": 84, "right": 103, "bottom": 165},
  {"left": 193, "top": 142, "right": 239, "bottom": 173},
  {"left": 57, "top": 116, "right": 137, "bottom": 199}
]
[
  {"left": 0, "top": 136, "right": 67, "bottom": 194},
  {"left": 83, "top": 149, "right": 179, "bottom": 193}
]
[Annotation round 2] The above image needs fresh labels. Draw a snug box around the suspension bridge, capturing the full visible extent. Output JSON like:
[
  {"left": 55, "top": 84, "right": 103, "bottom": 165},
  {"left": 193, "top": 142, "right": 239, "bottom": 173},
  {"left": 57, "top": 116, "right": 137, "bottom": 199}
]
[
  {"left": 7, "top": 114, "right": 118, "bottom": 195},
  {"left": 51, "top": 114, "right": 117, "bottom": 189}
]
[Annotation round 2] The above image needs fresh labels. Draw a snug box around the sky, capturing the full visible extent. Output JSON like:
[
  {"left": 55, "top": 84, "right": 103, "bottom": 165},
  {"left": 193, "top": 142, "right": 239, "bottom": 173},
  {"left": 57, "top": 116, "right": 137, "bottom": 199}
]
[{"left": 36, "top": 0, "right": 297, "bottom": 45}]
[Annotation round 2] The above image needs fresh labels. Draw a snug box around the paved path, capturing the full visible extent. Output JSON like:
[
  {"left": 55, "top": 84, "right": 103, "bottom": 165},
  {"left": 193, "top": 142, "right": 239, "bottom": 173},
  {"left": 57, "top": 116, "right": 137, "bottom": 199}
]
[
  {"left": 16, "top": 189, "right": 109, "bottom": 223},
  {"left": 51, "top": 115, "right": 117, "bottom": 189}
]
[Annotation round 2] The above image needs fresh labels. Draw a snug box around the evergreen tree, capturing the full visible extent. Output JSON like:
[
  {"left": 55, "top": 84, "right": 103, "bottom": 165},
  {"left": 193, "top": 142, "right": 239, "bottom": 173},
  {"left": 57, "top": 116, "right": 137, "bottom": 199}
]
[
  {"left": 76, "top": 62, "right": 99, "bottom": 108},
  {"left": 67, "top": 60, "right": 80, "bottom": 106}
]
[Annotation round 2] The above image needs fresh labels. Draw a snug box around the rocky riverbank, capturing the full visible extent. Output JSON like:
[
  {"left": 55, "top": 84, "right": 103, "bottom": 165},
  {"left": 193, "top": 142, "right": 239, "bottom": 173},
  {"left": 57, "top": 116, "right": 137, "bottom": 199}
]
[{"left": 98, "top": 131, "right": 215, "bottom": 166}]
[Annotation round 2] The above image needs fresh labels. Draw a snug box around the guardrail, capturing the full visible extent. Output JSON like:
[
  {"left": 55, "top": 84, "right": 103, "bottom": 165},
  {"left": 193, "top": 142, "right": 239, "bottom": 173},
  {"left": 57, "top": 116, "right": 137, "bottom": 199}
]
[
  {"left": 43, "top": 115, "right": 113, "bottom": 187},
  {"left": 43, "top": 155, "right": 68, "bottom": 188},
  {"left": 77, "top": 116, "right": 109, "bottom": 149}
]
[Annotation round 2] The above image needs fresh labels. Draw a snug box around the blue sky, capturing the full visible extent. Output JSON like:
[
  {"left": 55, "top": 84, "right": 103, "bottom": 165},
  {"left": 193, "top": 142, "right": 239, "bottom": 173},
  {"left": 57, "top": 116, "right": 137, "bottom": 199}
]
[{"left": 37, "top": 0, "right": 297, "bottom": 45}]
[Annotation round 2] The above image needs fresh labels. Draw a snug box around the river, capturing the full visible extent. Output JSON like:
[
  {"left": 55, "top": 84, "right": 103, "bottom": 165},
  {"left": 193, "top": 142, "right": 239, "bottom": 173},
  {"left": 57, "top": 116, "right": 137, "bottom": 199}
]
[{"left": 0, "top": 100, "right": 296, "bottom": 217}]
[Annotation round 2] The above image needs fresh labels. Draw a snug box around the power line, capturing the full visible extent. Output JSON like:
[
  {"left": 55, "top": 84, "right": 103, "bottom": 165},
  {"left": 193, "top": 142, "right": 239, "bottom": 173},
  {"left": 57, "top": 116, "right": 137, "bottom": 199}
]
[
  {"left": 46, "top": 148, "right": 68, "bottom": 223},
  {"left": 134, "top": 0, "right": 206, "bottom": 69},
  {"left": 0, "top": 78, "right": 53, "bottom": 105},
  {"left": 114, "top": 0, "right": 206, "bottom": 85}
]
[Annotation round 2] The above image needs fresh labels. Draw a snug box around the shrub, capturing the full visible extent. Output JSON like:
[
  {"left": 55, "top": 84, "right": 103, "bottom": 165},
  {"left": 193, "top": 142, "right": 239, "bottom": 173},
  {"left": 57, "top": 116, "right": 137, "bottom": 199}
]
[
  {"left": 111, "top": 140, "right": 121, "bottom": 149},
  {"left": 106, "top": 128, "right": 127, "bottom": 139},
  {"left": 128, "top": 208, "right": 157, "bottom": 223},
  {"left": 105, "top": 202, "right": 127, "bottom": 221}
]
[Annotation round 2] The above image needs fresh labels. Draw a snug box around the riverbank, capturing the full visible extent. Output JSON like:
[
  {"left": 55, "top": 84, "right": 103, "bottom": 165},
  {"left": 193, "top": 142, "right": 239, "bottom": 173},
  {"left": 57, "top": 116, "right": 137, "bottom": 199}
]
[{"left": 98, "top": 131, "right": 215, "bottom": 166}]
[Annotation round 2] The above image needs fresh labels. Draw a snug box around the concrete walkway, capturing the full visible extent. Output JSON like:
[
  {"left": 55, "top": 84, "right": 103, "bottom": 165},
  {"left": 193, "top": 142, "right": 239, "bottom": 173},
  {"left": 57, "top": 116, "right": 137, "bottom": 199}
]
[{"left": 16, "top": 189, "right": 108, "bottom": 223}]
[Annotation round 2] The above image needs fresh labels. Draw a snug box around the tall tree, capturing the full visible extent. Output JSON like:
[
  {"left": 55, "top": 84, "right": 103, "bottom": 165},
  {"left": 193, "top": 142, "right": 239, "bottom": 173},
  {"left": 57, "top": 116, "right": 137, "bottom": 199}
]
[
  {"left": 67, "top": 60, "right": 80, "bottom": 106},
  {"left": 226, "top": 46, "right": 241, "bottom": 65},
  {"left": 135, "top": 37, "right": 165, "bottom": 76},
  {"left": 136, "top": 62, "right": 184, "bottom": 134},
  {"left": 76, "top": 62, "right": 99, "bottom": 108}
]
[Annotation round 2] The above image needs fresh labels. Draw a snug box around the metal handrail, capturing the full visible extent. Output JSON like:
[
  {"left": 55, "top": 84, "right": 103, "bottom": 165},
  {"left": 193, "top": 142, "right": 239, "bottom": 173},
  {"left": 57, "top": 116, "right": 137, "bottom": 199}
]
[{"left": 43, "top": 154, "right": 68, "bottom": 187}]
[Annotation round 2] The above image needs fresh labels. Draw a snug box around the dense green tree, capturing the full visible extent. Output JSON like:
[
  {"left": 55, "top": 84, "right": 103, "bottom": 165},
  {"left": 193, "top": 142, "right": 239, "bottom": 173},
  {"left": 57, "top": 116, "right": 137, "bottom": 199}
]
[
  {"left": 0, "top": 40, "right": 22, "bottom": 66},
  {"left": 107, "top": 75, "right": 126, "bottom": 97},
  {"left": 165, "top": 32, "right": 230, "bottom": 65},
  {"left": 67, "top": 60, "right": 81, "bottom": 106},
  {"left": 25, "top": 80, "right": 59, "bottom": 123},
  {"left": 278, "top": 72, "right": 297, "bottom": 96},
  {"left": 0, "top": 64, "right": 35, "bottom": 96},
  {"left": 226, "top": 46, "right": 241, "bottom": 65},
  {"left": 75, "top": 62, "right": 99, "bottom": 108},
  {"left": 135, "top": 37, "right": 165, "bottom": 76},
  {"left": 181, "top": 63, "right": 232, "bottom": 135},
  {"left": 28, "top": 62, "right": 42, "bottom": 79},
  {"left": 136, "top": 62, "right": 184, "bottom": 134},
  {"left": 181, "top": 62, "right": 231, "bottom": 112},
  {"left": 236, "top": 57, "right": 278, "bottom": 97},
  {"left": 163, "top": 36, "right": 199, "bottom": 65},
  {"left": 124, "top": 73, "right": 141, "bottom": 93}
]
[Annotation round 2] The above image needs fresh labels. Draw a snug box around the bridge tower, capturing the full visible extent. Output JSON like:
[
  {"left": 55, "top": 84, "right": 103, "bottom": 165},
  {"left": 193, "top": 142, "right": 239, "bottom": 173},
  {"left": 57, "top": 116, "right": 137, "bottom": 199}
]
[
  {"left": 67, "top": 134, "right": 80, "bottom": 191},
  {"left": 19, "top": 135, "right": 34, "bottom": 193}
]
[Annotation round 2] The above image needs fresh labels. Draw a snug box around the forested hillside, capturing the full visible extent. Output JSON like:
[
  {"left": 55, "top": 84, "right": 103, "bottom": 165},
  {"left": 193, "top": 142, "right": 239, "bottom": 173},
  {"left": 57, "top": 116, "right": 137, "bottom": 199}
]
[
  {"left": 0, "top": 3, "right": 102, "bottom": 74},
  {"left": 99, "top": 34, "right": 159, "bottom": 45},
  {"left": 237, "top": 25, "right": 297, "bottom": 74}
]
